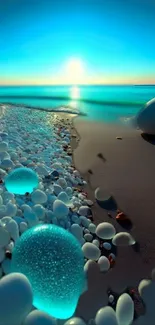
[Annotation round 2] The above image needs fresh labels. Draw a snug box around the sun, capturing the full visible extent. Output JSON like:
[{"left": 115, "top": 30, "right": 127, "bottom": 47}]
[{"left": 65, "top": 58, "right": 85, "bottom": 84}]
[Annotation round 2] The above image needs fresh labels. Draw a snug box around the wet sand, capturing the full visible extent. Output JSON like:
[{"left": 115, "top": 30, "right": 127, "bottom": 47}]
[{"left": 72, "top": 117, "right": 155, "bottom": 321}]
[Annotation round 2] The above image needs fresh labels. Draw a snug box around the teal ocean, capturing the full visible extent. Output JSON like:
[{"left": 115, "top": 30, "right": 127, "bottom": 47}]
[{"left": 0, "top": 85, "right": 155, "bottom": 123}]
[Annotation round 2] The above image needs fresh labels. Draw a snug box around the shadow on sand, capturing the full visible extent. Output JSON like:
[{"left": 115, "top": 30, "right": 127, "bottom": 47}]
[
  {"left": 141, "top": 133, "right": 155, "bottom": 145},
  {"left": 96, "top": 196, "right": 118, "bottom": 211}
]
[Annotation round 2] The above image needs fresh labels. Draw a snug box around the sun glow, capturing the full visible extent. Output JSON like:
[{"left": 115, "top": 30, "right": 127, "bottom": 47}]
[{"left": 65, "top": 58, "right": 85, "bottom": 84}]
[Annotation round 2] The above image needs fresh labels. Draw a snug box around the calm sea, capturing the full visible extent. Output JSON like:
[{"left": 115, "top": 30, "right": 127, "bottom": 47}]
[{"left": 0, "top": 85, "right": 154, "bottom": 123}]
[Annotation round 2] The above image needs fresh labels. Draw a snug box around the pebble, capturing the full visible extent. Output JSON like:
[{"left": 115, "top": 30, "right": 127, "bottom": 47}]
[
  {"left": 53, "top": 199, "right": 69, "bottom": 218},
  {"left": 96, "top": 222, "right": 116, "bottom": 239},
  {"left": 92, "top": 239, "right": 100, "bottom": 247},
  {"left": 79, "top": 206, "right": 92, "bottom": 216},
  {"left": 109, "top": 295, "right": 114, "bottom": 303},
  {"left": 116, "top": 293, "right": 134, "bottom": 325},
  {"left": 98, "top": 256, "right": 110, "bottom": 272},
  {"left": 64, "top": 318, "right": 86, "bottom": 325},
  {"left": 84, "top": 233, "right": 93, "bottom": 242},
  {"left": 95, "top": 306, "right": 118, "bottom": 325},
  {"left": 1, "top": 158, "right": 14, "bottom": 169},
  {"left": 31, "top": 189, "right": 47, "bottom": 204},
  {"left": 103, "top": 242, "right": 112, "bottom": 250},
  {"left": 0, "top": 227, "right": 10, "bottom": 247},
  {"left": 82, "top": 242, "right": 101, "bottom": 261},
  {"left": 112, "top": 232, "right": 136, "bottom": 246},
  {"left": 0, "top": 273, "right": 33, "bottom": 325},
  {"left": 53, "top": 184, "right": 62, "bottom": 196},
  {"left": 0, "top": 141, "right": 8, "bottom": 152},
  {"left": 88, "top": 223, "right": 96, "bottom": 233},
  {"left": 23, "top": 310, "right": 57, "bottom": 325}
]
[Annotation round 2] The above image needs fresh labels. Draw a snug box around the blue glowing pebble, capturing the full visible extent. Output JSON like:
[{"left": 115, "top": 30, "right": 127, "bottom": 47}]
[
  {"left": 5, "top": 167, "right": 39, "bottom": 195},
  {"left": 11, "top": 224, "right": 85, "bottom": 319}
]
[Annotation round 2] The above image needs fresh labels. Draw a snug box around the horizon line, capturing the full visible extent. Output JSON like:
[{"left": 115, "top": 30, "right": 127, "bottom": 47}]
[{"left": 0, "top": 83, "right": 155, "bottom": 87}]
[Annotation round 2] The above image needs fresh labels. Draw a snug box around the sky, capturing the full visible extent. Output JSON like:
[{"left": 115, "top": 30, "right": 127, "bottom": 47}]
[{"left": 0, "top": 0, "right": 155, "bottom": 85}]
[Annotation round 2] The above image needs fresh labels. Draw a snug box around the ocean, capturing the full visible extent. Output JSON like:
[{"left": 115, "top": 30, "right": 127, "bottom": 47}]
[{"left": 0, "top": 85, "right": 155, "bottom": 123}]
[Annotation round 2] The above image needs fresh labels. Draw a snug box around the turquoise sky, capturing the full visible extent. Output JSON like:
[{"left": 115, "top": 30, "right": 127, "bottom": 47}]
[{"left": 0, "top": 0, "right": 155, "bottom": 85}]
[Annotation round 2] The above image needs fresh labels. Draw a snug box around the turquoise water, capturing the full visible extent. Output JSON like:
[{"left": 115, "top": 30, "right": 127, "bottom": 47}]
[{"left": 0, "top": 85, "right": 154, "bottom": 123}]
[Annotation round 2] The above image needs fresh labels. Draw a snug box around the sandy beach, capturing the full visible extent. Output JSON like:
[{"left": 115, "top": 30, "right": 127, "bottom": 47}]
[{"left": 72, "top": 117, "right": 155, "bottom": 320}]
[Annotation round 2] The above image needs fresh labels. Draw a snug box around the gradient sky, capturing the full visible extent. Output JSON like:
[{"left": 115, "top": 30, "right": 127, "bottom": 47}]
[{"left": 0, "top": 0, "right": 155, "bottom": 85}]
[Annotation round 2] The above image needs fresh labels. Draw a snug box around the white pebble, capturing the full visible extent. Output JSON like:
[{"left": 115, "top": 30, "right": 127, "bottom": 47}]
[
  {"left": 88, "top": 223, "right": 96, "bottom": 234},
  {"left": 70, "top": 224, "right": 83, "bottom": 239},
  {"left": 33, "top": 204, "right": 45, "bottom": 219},
  {"left": 6, "top": 201, "right": 17, "bottom": 216},
  {"left": 6, "top": 219, "right": 19, "bottom": 241},
  {"left": 0, "top": 248, "right": 5, "bottom": 263},
  {"left": 82, "top": 242, "right": 101, "bottom": 261},
  {"left": 53, "top": 199, "right": 69, "bottom": 218},
  {"left": 116, "top": 293, "right": 134, "bottom": 325},
  {"left": 96, "top": 222, "right": 116, "bottom": 240},
  {"left": 64, "top": 317, "right": 86, "bottom": 325},
  {"left": 92, "top": 239, "right": 100, "bottom": 247},
  {"left": 0, "top": 273, "right": 33, "bottom": 325},
  {"left": 0, "top": 227, "right": 10, "bottom": 247},
  {"left": 112, "top": 232, "right": 136, "bottom": 246},
  {"left": 1, "top": 158, "right": 14, "bottom": 169},
  {"left": 0, "top": 141, "right": 8, "bottom": 152},
  {"left": 95, "top": 307, "right": 118, "bottom": 325},
  {"left": 84, "top": 233, "right": 93, "bottom": 242},
  {"left": 98, "top": 256, "right": 110, "bottom": 272},
  {"left": 53, "top": 184, "right": 62, "bottom": 196},
  {"left": 23, "top": 310, "right": 57, "bottom": 325},
  {"left": 19, "top": 222, "right": 28, "bottom": 233},
  {"left": 31, "top": 190, "right": 47, "bottom": 204},
  {"left": 109, "top": 295, "right": 114, "bottom": 303}
]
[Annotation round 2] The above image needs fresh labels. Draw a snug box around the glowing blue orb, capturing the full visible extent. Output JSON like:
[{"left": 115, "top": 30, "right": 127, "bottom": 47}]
[
  {"left": 11, "top": 224, "right": 85, "bottom": 319},
  {"left": 5, "top": 168, "right": 39, "bottom": 195}
]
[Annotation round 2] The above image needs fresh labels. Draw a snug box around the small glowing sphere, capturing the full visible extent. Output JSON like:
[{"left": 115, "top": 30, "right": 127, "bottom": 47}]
[
  {"left": 5, "top": 168, "right": 39, "bottom": 195},
  {"left": 11, "top": 224, "right": 84, "bottom": 319}
]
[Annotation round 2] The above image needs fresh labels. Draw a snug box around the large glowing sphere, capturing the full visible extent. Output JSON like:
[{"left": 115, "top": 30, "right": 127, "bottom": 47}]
[
  {"left": 11, "top": 224, "right": 85, "bottom": 319},
  {"left": 5, "top": 168, "right": 39, "bottom": 195}
]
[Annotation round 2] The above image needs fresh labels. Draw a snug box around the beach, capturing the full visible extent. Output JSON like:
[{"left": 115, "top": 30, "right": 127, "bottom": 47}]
[
  {"left": 72, "top": 117, "right": 155, "bottom": 321},
  {"left": 1, "top": 103, "right": 155, "bottom": 324}
]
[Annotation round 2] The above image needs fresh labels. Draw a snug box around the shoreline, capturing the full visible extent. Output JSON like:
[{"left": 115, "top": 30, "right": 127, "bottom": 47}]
[{"left": 1, "top": 104, "right": 155, "bottom": 324}]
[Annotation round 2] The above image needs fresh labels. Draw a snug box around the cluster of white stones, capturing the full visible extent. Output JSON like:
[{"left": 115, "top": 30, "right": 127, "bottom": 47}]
[{"left": 0, "top": 105, "right": 141, "bottom": 325}]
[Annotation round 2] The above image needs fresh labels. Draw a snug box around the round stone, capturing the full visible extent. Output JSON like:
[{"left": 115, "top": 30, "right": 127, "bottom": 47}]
[
  {"left": 136, "top": 98, "right": 155, "bottom": 134},
  {"left": 0, "top": 227, "right": 10, "bottom": 247},
  {"left": 0, "top": 141, "right": 8, "bottom": 152},
  {"left": 11, "top": 224, "right": 84, "bottom": 319},
  {"left": 79, "top": 206, "right": 92, "bottom": 216},
  {"left": 53, "top": 199, "right": 69, "bottom": 219},
  {"left": 95, "top": 307, "right": 118, "bottom": 325},
  {"left": 5, "top": 168, "right": 39, "bottom": 195},
  {"left": 70, "top": 224, "right": 83, "bottom": 239},
  {"left": 84, "top": 233, "right": 93, "bottom": 242},
  {"left": 1, "top": 158, "right": 14, "bottom": 169},
  {"left": 64, "top": 317, "right": 86, "bottom": 325},
  {"left": 0, "top": 273, "right": 33, "bottom": 325},
  {"left": 103, "top": 242, "right": 112, "bottom": 250},
  {"left": 88, "top": 223, "right": 96, "bottom": 234},
  {"left": 112, "top": 232, "right": 136, "bottom": 246},
  {"left": 23, "top": 310, "right": 56, "bottom": 325},
  {"left": 116, "top": 293, "right": 134, "bottom": 325},
  {"left": 96, "top": 222, "right": 116, "bottom": 240},
  {"left": 31, "top": 190, "right": 47, "bottom": 204},
  {"left": 53, "top": 184, "right": 62, "bottom": 196},
  {"left": 82, "top": 242, "right": 101, "bottom": 261},
  {"left": 98, "top": 256, "right": 110, "bottom": 272}
]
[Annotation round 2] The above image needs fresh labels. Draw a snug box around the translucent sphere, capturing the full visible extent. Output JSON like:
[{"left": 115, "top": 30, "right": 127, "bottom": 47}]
[
  {"left": 5, "top": 168, "right": 39, "bottom": 195},
  {"left": 11, "top": 224, "right": 84, "bottom": 319}
]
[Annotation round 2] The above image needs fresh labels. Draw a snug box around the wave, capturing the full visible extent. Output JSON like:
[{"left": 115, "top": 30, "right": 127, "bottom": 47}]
[
  {"left": 0, "top": 102, "right": 86, "bottom": 116},
  {"left": 0, "top": 94, "right": 145, "bottom": 107}
]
